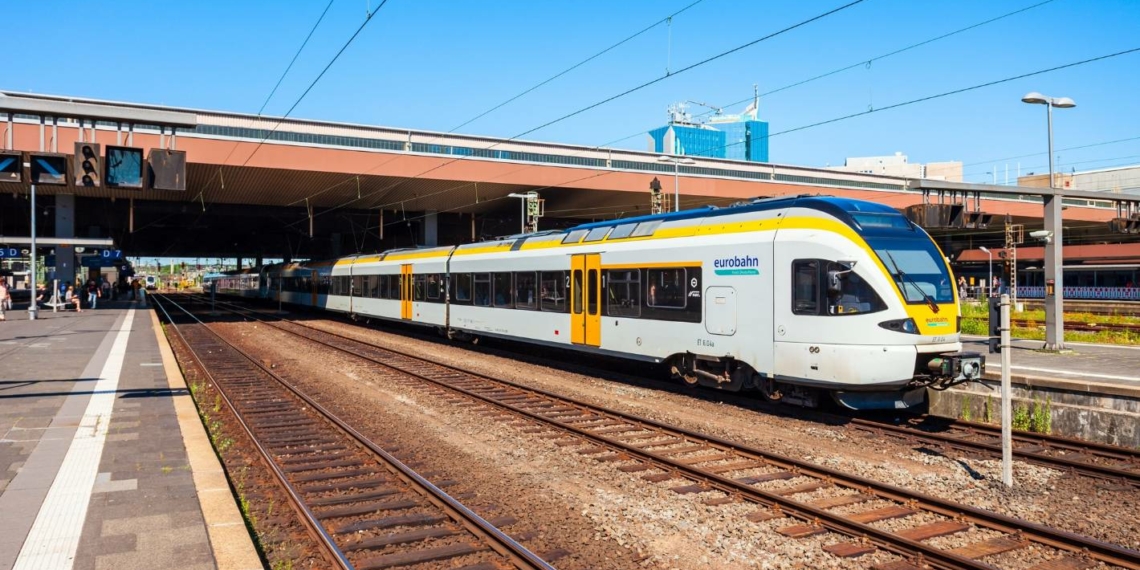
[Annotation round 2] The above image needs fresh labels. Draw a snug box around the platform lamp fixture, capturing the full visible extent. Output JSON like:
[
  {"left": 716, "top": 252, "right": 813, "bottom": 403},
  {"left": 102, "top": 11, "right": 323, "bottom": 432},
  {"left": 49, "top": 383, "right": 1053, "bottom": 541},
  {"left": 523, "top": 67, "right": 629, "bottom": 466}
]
[
  {"left": 979, "top": 246, "right": 993, "bottom": 298},
  {"left": 1021, "top": 91, "right": 1075, "bottom": 351},
  {"left": 657, "top": 155, "right": 696, "bottom": 212}
]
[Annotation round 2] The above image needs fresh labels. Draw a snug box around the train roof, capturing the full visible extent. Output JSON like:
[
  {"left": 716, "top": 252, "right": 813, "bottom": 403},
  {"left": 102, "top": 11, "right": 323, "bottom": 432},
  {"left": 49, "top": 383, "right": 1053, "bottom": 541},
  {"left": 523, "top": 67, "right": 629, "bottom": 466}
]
[{"left": 566, "top": 195, "right": 909, "bottom": 235}]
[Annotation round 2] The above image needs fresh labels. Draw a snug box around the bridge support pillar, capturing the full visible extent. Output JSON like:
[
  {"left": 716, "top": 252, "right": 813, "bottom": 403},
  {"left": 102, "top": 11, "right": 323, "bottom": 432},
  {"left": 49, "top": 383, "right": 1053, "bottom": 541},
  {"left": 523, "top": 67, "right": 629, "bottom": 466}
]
[
  {"left": 53, "top": 194, "right": 76, "bottom": 285},
  {"left": 422, "top": 210, "right": 438, "bottom": 247}
]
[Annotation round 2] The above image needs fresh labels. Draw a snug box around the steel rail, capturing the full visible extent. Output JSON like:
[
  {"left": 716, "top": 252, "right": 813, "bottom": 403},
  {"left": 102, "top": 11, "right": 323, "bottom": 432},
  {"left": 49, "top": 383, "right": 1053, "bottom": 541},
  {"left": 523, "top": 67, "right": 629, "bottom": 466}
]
[
  {"left": 849, "top": 416, "right": 1140, "bottom": 487},
  {"left": 154, "top": 294, "right": 556, "bottom": 570},
  {"left": 152, "top": 296, "right": 354, "bottom": 570},
  {"left": 189, "top": 295, "right": 1140, "bottom": 568}
]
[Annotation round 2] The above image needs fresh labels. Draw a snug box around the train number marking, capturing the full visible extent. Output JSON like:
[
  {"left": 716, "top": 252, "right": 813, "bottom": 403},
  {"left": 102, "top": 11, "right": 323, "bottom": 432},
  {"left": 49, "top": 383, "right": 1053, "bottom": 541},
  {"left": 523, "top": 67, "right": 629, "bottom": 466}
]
[{"left": 697, "top": 338, "right": 716, "bottom": 348}]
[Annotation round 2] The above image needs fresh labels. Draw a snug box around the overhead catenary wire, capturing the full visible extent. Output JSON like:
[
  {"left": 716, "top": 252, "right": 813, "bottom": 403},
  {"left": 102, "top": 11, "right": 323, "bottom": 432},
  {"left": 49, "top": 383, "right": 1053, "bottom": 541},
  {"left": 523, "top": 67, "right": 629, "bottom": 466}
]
[
  {"left": 235, "top": 0, "right": 390, "bottom": 169},
  {"left": 283, "top": 0, "right": 711, "bottom": 209},
  {"left": 282, "top": 0, "right": 867, "bottom": 229}
]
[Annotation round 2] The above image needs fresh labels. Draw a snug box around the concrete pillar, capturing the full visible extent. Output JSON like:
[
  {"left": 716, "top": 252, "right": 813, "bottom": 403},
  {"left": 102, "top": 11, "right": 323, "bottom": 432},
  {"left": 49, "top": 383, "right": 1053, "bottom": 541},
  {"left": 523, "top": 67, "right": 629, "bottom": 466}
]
[
  {"left": 1043, "top": 196, "right": 1064, "bottom": 350},
  {"left": 237, "top": 257, "right": 243, "bottom": 270},
  {"left": 54, "top": 194, "right": 76, "bottom": 284},
  {"left": 423, "top": 211, "right": 438, "bottom": 247},
  {"left": 255, "top": 254, "right": 263, "bottom": 268}
]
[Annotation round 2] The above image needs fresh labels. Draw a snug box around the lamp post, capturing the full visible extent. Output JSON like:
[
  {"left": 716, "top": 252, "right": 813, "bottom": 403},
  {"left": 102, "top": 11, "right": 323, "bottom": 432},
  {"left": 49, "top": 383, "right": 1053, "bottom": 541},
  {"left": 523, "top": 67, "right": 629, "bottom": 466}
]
[
  {"left": 657, "top": 155, "right": 696, "bottom": 212},
  {"left": 23, "top": 161, "right": 38, "bottom": 320},
  {"left": 979, "top": 246, "right": 993, "bottom": 298},
  {"left": 1022, "top": 92, "right": 1075, "bottom": 350}
]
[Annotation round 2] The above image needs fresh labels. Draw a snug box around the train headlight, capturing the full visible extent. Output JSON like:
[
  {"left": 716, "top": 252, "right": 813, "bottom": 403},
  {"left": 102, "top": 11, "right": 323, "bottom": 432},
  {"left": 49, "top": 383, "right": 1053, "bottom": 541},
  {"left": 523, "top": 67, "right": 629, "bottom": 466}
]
[{"left": 878, "top": 318, "right": 918, "bottom": 334}]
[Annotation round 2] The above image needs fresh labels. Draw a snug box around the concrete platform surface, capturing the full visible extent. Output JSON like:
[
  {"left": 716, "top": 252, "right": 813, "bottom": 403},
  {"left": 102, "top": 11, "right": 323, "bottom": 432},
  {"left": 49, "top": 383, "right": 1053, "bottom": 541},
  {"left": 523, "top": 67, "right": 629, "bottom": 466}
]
[
  {"left": 963, "top": 335, "right": 1140, "bottom": 395},
  {"left": 0, "top": 302, "right": 260, "bottom": 570}
]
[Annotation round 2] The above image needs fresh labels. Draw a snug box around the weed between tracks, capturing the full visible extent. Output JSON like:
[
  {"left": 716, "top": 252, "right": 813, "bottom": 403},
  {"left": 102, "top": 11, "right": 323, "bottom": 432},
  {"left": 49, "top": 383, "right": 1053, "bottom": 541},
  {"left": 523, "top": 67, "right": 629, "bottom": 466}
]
[
  {"left": 960, "top": 302, "right": 1140, "bottom": 344},
  {"left": 171, "top": 329, "right": 313, "bottom": 569}
]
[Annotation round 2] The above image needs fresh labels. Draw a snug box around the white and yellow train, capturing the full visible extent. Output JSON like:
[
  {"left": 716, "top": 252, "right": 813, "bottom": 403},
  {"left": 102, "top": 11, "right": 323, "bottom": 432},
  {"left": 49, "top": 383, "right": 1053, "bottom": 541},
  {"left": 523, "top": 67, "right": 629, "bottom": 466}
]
[{"left": 207, "top": 196, "right": 983, "bottom": 409}]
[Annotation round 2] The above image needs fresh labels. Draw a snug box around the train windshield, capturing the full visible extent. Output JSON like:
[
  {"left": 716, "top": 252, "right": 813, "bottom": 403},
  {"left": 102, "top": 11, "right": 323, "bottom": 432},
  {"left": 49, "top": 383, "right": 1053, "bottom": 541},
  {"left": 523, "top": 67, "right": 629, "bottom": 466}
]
[{"left": 867, "top": 237, "right": 954, "bottom": 304}]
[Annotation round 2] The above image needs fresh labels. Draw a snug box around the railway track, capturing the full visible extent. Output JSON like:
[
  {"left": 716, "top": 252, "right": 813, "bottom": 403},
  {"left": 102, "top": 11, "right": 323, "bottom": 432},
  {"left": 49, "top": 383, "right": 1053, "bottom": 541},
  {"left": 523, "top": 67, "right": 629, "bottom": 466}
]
[
  {"left": 964, "top": 316, "right": 1140, "bottom": 333},
  {"left": 184, "top": 295, "right": 1140, "bottom": 570},
  {"left": 152, "top": 294, "right": 556, "bottom": 570},
  {"left": 195, "top": 295, "right": 1140, "bottom": 489},
  {"left": 849, "top": 415, "right": 1140, "bottom": 489}
]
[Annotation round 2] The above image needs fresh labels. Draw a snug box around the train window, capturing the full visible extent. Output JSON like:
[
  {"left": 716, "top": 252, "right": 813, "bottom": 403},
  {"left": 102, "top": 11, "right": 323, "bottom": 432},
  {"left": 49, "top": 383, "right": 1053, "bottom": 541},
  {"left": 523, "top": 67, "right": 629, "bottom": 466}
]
[
  {"left": 646, "top": 268, "right": 687, "bottom": 309},
  {"left": 607, "top": 223, "right": 638, "bottom": 240},
  {"left": 562, "top": 229, "right": 588, "bottom": 244},
  {"left": 572, "top": 270, "right": 583, "bottom": 314},
  {"left": 352, "top": 276, "right": 364, "bottom": 297},
  {"left": 606, "top": 269, "right": 640, "bottom": 317},
  {"left": 453, "top": 273, "right": 472, "bottom": 302},
  {"left": 515, "top": 272, "right": 537, "bottom": 310},
  {"left": 388, "top": 275, "right": 401, "bottom": 299},
  {"left": 793, "top": 260, "right": 820, "bottom": 315},
  {"left": 427, "top": 274, "right": 441, "bottom": 300},
  {"left": 583, "top": 227, "right": 611, "bottom": 243},
  {"left": 587, "top": 269, "right": 599, "bottom": 315},
  {"left": 319, "top": 276, "right": 330, "bottom": 295},
  {"left": 413, "top": 275, "right": 426, "bottom": 301},
  {"left": 370, "top": 275, "right": 380, "bottom": 298},
  {"left": 493, "top": 272, "right": 513, "bottom": 307},
  {"left": 825, "top": 261, "right": 886, "bottom": 315},
  {"left": 540, "top": 271, "right": 566, "bottom": 312},
  {"left": 474, "top": 273, "right": 491, "bottom": 306},
  {"left": 631, "top": 220, "right": 662, "bottom": 237}
]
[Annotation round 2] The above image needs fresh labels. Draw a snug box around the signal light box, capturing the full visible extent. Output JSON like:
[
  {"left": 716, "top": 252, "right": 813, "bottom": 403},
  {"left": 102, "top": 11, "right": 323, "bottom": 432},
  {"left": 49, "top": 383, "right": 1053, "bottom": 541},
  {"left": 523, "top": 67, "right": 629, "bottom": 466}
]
[
  {"left": 0, "top": 151, "right": 21, "bottom": 183},
  {"left": 147, "top": 148, "right": 187, "bottom": 191},
  {"left": 29, "top": 153, "right": 69, "bottom": 185},
  {"left": 105, "top": 145, "right": 144, "bottom": 188},
  {"left": 74, "top": 141, "right": 102, "bottom": 187}
]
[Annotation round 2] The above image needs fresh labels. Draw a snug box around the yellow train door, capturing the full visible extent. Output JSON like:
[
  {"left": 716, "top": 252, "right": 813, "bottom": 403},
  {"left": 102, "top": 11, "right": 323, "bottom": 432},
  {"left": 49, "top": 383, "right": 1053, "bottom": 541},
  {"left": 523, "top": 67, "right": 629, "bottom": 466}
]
[
  {"left": 570, "top": 254, "right": 601, "bottom": 347},
  {"left": 401, "top": 264, "right": 413, "bottom": 320}
]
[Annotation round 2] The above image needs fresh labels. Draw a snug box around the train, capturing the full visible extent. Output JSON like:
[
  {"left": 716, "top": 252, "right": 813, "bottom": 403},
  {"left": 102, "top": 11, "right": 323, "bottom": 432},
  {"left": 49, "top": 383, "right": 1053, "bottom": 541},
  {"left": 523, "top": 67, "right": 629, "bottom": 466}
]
[{"left": 205, "top": 195, "right": 984, "bottom": 410}]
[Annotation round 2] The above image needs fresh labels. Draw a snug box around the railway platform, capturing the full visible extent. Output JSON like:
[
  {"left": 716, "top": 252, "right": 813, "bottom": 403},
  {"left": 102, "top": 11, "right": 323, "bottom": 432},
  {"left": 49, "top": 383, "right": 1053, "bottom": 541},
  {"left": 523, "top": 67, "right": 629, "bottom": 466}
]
[
  {"left": 0, "top": 302, "right": 260, "bottom": 570},
  {"left": 928, "top": 335, "right": 1140, "bottom": 448}
]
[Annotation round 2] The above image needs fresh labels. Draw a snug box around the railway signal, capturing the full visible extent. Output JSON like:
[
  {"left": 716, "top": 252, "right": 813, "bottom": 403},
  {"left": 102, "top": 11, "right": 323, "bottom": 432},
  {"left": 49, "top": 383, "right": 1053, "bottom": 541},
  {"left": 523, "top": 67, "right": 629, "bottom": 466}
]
[{"left": 73, "top": 141, "right": 101, "bottom": 187}]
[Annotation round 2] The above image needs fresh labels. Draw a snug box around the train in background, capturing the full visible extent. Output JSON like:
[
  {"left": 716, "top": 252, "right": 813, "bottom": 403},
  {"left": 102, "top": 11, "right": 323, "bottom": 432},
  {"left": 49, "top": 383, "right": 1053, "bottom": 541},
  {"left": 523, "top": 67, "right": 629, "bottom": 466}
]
[{"left": 206, "top": 195, "right": 984, "bottom": 410}]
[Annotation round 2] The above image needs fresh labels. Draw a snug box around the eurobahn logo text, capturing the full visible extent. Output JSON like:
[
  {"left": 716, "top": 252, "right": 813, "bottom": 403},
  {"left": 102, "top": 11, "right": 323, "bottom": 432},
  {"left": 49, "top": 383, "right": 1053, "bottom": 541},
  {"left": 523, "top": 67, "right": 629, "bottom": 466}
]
[{"left": 713, "top": 255, "right": 759, "bottom": 276}]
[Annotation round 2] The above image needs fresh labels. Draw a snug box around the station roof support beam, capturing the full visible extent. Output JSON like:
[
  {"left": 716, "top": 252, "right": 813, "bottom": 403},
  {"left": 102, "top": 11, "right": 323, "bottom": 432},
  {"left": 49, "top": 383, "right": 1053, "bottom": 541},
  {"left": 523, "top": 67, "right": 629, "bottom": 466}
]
[
  {"left": 909, "top": 178, "right": 1140, "bottom": 351},
  {"left": 0, "top": 236, "right": 115, "bottom": 247},
  {"left": 0, "top": 93, "right": 197, "bottom": 128}
]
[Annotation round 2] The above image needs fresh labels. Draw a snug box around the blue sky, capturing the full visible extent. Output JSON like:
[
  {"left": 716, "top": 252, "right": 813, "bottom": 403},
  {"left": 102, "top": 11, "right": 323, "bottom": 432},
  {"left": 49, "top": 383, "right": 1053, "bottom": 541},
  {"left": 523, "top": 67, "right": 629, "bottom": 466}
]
[{"left": 7, "top": 0, "right": 1139, "bottom": 183}]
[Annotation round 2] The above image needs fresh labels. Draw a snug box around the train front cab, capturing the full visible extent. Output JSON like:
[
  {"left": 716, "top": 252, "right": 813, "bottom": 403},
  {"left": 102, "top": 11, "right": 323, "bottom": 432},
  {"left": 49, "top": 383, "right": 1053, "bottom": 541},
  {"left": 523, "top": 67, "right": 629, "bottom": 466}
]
[{"left": 771, "top": 204, "right": 983, "bottom": 409}]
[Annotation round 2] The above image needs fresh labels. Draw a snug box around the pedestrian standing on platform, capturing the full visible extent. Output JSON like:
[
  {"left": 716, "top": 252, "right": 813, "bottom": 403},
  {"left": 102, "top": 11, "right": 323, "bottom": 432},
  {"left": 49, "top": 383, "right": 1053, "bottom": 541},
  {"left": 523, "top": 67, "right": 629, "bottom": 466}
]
[
  {"left": 131, "top": 278, "right": 140, "bottom": 301},
  {"left": 0, "top": 277, "right": 9, "bottom": 321},
  {"left": 1, "top": 277, "right": 11, "bottom": 312},
  {"left": 957, "top": 276, "right": 967, "bottom": 300},
  {"left": 86, "top": 279, "right": 99, "bottom": 310}
]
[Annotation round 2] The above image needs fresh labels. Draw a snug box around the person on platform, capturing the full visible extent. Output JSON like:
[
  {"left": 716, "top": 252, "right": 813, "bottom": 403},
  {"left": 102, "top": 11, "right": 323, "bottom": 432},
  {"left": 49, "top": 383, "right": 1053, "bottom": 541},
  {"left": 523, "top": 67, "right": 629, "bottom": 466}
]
[
  {"left": 131, "top": 279, "right": 141, "bottom": 301},
  {"left": 65, "top": 285, "right": 82, "bottom": 312},
  {"left": 0, "top": 276, "right": 10, "bottom": 312},
  {"left": 0, "top": 277, "right": 9, "bottom": 321},
  {"left": 86, "top": 279, "right": 99, "bottom": 310},
  {"left": 957, "top": 276, "right": 967, "bottom": 300}
]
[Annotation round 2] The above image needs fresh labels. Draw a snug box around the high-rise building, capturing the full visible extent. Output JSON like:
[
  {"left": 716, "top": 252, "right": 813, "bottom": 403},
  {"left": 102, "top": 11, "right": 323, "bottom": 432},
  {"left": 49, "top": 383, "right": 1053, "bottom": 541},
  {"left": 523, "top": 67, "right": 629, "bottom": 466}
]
[{"left": 647, "top": 90, "right": 769, "bottom": 163}]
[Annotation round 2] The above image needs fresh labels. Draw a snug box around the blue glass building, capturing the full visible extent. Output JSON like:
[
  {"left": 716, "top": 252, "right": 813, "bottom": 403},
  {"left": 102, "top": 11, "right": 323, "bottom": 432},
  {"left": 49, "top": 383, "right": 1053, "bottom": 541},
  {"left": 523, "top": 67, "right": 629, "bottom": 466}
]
[{"left": 648, "top": 101, "right": 769, "bottom": 163}]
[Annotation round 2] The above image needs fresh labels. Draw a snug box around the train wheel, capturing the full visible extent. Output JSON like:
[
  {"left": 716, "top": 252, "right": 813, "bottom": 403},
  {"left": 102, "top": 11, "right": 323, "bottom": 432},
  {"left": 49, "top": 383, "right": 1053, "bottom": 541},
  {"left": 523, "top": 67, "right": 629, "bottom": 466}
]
[
  {"left": 669, "top": 357, "right": 699, "bottom": 387},
  {"left": 758, "top": 375, "right": 783, "bottom": 402}
]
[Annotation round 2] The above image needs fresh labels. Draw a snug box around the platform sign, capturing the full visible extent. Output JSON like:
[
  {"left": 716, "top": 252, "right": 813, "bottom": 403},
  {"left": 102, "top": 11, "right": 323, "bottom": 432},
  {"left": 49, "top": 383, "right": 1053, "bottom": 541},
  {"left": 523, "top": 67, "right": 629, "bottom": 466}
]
[
  {"left": 29, "top": 153, "right": 69, "bottom": 186},
  {"left": 105, "top": 146, "right": 144, "bottom": 188},
  {"left": 0, "top": 247, "right": 20, "bottom": 258},
  {"left": 0, "top": 151, "right": 21, "bottom": 183},
  {"left": 81, "top": 256, "right": 119, "bottom": 268},
  {"left": 94, "top": 249, "right": 123, "bottom": 260}
]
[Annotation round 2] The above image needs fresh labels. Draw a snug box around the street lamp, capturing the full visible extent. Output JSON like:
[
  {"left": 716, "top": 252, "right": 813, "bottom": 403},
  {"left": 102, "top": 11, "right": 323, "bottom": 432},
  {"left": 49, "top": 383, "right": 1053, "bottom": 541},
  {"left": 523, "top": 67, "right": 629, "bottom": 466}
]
[
  {"left": 979, "top": 246, "right": 993, "bottom": 298},
  {"left": 22, "top": 161, "right": 38, "bottom": 320},
  {"left": 1022, "top": 92, "right": 1075, "bottom": 350},
  {"left": 657, "top": 155, "right": 697, "bottom": 212}
]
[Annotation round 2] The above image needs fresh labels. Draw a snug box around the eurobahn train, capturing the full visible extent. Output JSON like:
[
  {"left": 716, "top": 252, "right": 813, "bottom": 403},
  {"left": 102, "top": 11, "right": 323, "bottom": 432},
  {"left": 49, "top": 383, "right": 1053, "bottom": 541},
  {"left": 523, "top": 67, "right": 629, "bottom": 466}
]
[{"left": 206, "top": 195, "right": 983, "bottom": 410}]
